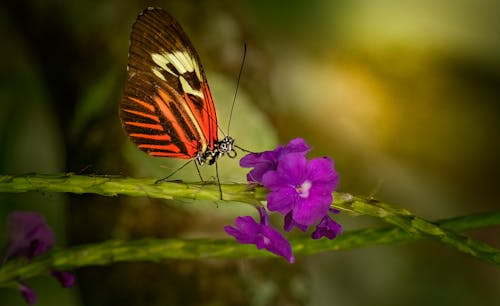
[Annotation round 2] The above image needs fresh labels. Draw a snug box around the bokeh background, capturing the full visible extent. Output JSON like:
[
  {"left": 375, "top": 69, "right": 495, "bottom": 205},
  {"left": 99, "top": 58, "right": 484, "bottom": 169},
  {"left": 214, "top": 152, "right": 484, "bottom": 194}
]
[{"left": 1, "top": 0, "right": 499, "bottom": 305}]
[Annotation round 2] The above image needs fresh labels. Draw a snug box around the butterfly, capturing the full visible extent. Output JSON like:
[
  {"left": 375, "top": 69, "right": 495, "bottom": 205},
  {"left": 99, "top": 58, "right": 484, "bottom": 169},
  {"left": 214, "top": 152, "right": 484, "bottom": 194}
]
[{"left": 120, "top": 7, "right": 235, "bottom": 169}]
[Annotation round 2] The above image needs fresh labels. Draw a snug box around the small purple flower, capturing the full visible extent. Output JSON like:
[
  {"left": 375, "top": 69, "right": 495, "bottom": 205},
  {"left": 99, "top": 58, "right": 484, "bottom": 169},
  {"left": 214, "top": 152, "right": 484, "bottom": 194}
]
[
  {"left": 224, "top": 207, "right": 294, "bottom": 263},
  {"left": 19, "top": 284, "right": 36, "bottom": 305},
  {"left": 51, "top": 271, "right": 76, "bottom": 288},
  {"left": 262, "top": 154, "right": 339, "bottom": 227},
  {"left": 5, "top": 212, "right": 55, "bottom": 260},
  {"left": 240, "top": 138, "right": 310, "bottom": 183},
  {"left": 4, "top": 212, "right": 75, "bottom": 305},
  {"left": 311, "top": 215, "right": 343, "bottom": 240}
]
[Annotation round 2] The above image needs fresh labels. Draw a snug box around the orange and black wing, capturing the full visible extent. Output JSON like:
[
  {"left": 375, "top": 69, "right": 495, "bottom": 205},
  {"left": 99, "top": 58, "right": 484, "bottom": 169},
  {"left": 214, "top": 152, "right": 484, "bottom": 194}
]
[{"left": 120, "top": 8, "right": 218, "bottom": 158}]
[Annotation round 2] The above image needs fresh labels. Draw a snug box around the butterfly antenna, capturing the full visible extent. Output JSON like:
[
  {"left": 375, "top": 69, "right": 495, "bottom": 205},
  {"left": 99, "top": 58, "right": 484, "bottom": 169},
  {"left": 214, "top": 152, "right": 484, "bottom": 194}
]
[
  {"left": 226, "top": 43, "right": 247, "bottom": 136},
  {"left": 234, "top": 144, "right": 255, "bottom": 154}
]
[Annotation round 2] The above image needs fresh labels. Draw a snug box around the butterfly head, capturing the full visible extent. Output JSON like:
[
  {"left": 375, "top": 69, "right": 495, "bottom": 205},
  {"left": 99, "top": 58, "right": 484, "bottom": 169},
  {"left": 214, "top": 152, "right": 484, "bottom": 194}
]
[{"left": 197, "top": 136, "right": 236, "bottom": 165}]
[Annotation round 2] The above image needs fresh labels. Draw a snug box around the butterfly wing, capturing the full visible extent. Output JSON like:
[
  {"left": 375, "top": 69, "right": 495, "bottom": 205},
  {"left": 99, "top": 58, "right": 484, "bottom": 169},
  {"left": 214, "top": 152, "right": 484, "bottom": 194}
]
[{"left": 120, "top": 8, "right": 218, "bottom": 158}]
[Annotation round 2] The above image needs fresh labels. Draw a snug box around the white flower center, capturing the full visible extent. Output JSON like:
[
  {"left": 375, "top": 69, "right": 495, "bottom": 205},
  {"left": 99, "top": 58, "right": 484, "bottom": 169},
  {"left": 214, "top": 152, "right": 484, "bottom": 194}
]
[{"left": 296, "top": 180, "right": 312, "bottom": 198}]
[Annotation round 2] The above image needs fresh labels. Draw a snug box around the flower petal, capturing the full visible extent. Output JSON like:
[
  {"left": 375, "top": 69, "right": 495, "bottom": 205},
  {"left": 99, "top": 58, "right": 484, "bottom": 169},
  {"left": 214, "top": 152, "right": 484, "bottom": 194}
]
[
  {"left": 260, "top": 226, "right": 294, "bottom": 263},
  {"left": 19, "top": 284, "right": 36, "bottom": 305},
  {"left": 311, "top": 215, "right": 343, "bottom": 240},
  {"left": 257, "top": 206, "right": 269, "bottom": 226},
  {"left": 282, "top": 138, "right": 311, "bottom": 155},
  {"left": 240, "top": 138, "right": 311, "bottom": 184},
  {"left": 292, "top": 190, "right": 332, "bottom": 225},
  {"left": 266, "top": 187, "right": 298, "bottom": 215},
  {"left": 276, "top": 154, "right": 308, "bottom": 185},
  {"left": 51, "top": 271, "right": 76, "bottom": 288},
  {"left": 307, "top": 157, "right": 339, "bottom": 187},
  {"left": 224, "top": 216, "right": 260, "bottom": 244},
  {"left": 225, "top": 208, "right": 294, "bottom": 263},
  {"left": 284, "top": 212, "right": 309, "bottom": 232},
  {"left": 260, "top": 168, "right": 284, "bottom": 189},
  {"left": 239, "top": 152, "right": 264, "bottom": 167},
  {"left": 240, "top": 151, "right": 281, "bottom": 183},
  {"left": 5, "top": 212, "right": 55, "bottom": 260}
]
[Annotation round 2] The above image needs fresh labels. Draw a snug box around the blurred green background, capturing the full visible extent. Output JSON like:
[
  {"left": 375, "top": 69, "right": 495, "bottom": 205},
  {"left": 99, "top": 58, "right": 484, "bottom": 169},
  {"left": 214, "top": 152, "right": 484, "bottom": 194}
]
[{"left": 1, "top": 0, "right": 499, "bottom": 305}]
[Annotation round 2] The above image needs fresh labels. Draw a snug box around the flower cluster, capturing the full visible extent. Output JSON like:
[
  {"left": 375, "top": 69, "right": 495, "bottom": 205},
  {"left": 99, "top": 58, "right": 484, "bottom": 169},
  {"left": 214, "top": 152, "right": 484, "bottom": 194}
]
[
  {"left": 225, "top": 138, "right": 342, "bottom": 262},
  {"left": 4, "top": 212, "right": 75, "bottom": 305}
]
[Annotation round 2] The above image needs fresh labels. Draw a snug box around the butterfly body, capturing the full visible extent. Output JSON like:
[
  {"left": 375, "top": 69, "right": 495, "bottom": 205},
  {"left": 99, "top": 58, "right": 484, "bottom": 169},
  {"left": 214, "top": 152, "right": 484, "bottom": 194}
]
[{"left": 120, "top": 7, "right": 234, "bottom": 165}]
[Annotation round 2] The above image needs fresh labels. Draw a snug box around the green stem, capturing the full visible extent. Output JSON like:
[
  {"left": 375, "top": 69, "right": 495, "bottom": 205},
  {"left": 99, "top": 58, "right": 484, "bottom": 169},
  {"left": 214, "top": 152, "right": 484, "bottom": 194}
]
[
  {"left": 333, "top": 195, "right": 500, "bottom": 265},
  {"left": 0, "top": 173, "right": 264, "bottom": 202},
  {"left": 0, "top": 173, "right": 498, "bottom": 286},
  {"left": 0, "top": 211, "right": 498, "bottom": 286}
]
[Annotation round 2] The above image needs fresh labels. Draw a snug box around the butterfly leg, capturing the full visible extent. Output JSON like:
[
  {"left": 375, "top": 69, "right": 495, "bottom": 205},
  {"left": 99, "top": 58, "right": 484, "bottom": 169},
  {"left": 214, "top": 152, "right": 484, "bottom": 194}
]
[
  {"left": 155, "top": 159, "right": 194, "bottom": 184},
  {"left": 194, "top": 162, "right": 204, "bottom": 182},
  {"left": 215, "top": 161, "right": 223, "bottom": 200}
]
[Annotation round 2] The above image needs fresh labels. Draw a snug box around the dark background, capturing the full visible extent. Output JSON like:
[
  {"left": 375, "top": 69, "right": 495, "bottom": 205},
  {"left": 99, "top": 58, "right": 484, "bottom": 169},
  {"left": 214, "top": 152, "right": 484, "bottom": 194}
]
[{"left": 0, "top": 1, "right": 499, "bottom": 305}]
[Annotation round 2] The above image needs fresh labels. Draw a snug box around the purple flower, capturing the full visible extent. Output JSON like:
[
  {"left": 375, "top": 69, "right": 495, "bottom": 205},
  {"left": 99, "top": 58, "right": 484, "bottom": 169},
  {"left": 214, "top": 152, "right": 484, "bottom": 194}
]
[
  {"left": 4, "top": 212, "right": 75, "bottom": 305},
  {"left": 311, "top": 215, "right": 343, "bottom": 240},
  {"left": 51, "top": 271, "right": 76, "bottom": 288},
  {"left": 262, "top": 154, "right": 339, "bottom": 227},
  {"left": 235, "top": 138, "right": 343, "bottom": 262},
  {"left": 224, "top": 207, "right": 294, "bottom": 263},
  {"left": 240, "top": 138, "right": 310, "bottom": 183},
  {"left": 19, "top": 284, "right": 36, "bottom": 305},
  {"left": 5, "top": 212, "right": 55, "bottom": 260}
]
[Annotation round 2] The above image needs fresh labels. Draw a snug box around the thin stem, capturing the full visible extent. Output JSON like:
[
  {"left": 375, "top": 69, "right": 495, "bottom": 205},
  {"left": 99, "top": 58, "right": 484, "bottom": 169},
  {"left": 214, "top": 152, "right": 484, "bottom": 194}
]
[
  {"left": 0, "top": 172, "right": 498, "bottom": 285},
  {"left": 0, "top": 211, "right": 498, "bottom": 286}
]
